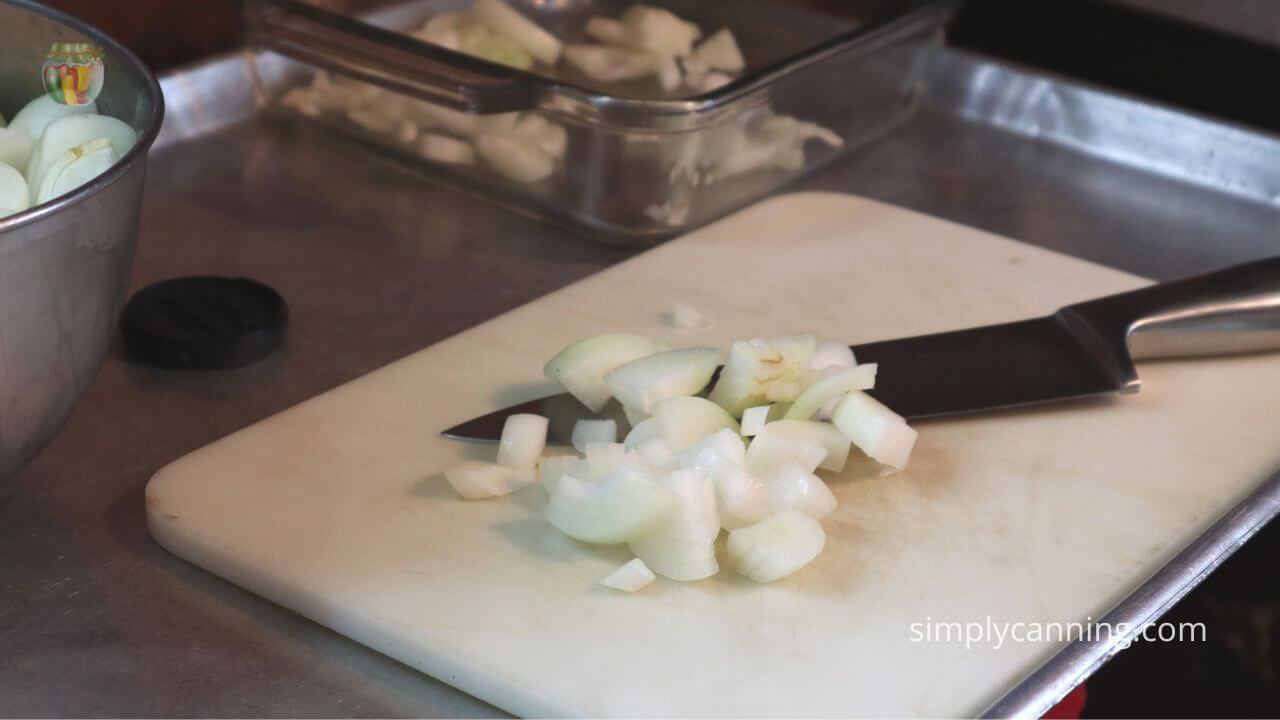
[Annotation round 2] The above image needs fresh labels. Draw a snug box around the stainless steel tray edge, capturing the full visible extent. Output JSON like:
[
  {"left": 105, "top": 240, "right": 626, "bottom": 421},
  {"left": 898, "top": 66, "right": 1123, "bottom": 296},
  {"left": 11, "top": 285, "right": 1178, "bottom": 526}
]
[
  {"left": 10, "top": 43, "right": 1276, "bottom": 717},
  {"left": 982, "top": 467, "right": 1280, "bottom": 718},
  {"left": 930, "top": 49, "right": 1280, "bottom": 209}
]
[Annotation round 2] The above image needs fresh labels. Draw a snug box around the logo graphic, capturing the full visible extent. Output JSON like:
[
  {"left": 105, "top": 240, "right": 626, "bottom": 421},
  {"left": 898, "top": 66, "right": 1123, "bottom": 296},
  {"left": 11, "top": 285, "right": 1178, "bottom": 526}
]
[{"left": 43, "top": 43, "right": 105, "bottom": 106}]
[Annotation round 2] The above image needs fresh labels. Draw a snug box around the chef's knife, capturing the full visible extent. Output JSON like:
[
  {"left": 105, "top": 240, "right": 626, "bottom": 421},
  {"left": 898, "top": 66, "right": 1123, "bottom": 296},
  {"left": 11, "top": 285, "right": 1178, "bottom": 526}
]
[{"left": 443, "top": 257, "right": 1280, "bottom": 443}]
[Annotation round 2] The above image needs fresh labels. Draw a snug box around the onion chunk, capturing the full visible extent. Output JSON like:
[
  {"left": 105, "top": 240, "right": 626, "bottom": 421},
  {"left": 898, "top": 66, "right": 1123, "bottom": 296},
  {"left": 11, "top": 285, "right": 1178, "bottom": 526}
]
[
  {"left": 831, "top": 390, "right": 918, "bottom": 472},
  {"left": 651, "top": 396, "right": 740, "bottom": 452},
  {"left": 629, "top": 468, "right": 720, "bottom": 580},
  {"left": 544, "top": 334, "right": 667, "bottom": 412},
  {"left": 446, "top": 460, "right": 535, "bottom": 499},
  {"left": 740, "top": 404, "right": 787, "bottom": 437},
  {"left": 496, "top": 413, "right": 548, "bottom": 469},
  {"left": 584, "top": 442, "right": 626, "bottom": 479},
  {"left": 746, "top": 419, "right": 850, "bottom": 476},
  {"left": 727, "top": 511, "right": 826, "bottom": 583},
  {"left": 623, "top": 417, "right": 659, "bottom": 450},
  {"left": 785, "top": 364, "right": 877, "bottom": 421},
  {"left": 709, "top": 335, "right": 817, "bottom": 416},
  {"left": 603, "top": 346, "right": 721, "bottom": 413},
  {"left": 571, "top": 419, "right": 617, "bottom": 453},
  {"left": 538, "top": 454, "right": 581, "bottom": 494},
  {"left": 764, "top": 461, "right": 837, "bottom": 520},
  {"left": 599, "top": 558, "right": 656, "bottom": 592},
  {"left": 546, "top": 466, "right": 676, "bottom": 544}
]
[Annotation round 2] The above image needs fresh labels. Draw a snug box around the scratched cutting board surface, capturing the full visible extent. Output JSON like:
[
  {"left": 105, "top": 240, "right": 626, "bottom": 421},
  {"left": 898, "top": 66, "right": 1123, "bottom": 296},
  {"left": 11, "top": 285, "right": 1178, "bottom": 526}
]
[{"left": 147, "top": 193, "right": 1280, "bottom": 717}]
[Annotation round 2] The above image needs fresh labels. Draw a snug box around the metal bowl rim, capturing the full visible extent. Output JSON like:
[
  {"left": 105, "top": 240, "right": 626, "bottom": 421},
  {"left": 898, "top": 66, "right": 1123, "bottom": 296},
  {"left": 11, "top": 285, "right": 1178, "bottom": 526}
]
[{"left": 0, "top": 0, "right": 165, "bottom": 236}]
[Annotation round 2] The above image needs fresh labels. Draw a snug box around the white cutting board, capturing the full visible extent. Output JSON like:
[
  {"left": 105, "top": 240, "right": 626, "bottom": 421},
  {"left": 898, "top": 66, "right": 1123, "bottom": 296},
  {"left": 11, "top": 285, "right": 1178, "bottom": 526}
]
[{"left": 147, "top": 193, "right": 1280, "bottom": 718}]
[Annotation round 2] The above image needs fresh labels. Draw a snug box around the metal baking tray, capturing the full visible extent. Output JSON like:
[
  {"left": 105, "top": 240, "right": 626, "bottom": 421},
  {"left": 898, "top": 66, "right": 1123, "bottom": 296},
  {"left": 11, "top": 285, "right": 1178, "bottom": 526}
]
[
  {"left": 242, "top": 0, "right": 954, "bottom": 242},
  {"left": 6, "top": 26, "right": 1280, "bottom": 718}
]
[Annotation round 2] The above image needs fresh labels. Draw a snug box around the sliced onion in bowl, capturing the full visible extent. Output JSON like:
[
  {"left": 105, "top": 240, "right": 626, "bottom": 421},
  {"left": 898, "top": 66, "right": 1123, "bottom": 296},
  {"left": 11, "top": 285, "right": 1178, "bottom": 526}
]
[
  {"left": 36, "top": 137, "right": 118, "bottom": 205},
  {"left": 0, "top": 128, "right": 36, "bottom": 176},
  {"left": 0, "top": 163, "right": 30, "bottom": 218},
  {"left": 8, "top": 95, "right": 96, "bottom": 145},
  {"left": 26, "top": 114, "right": 136, "bottom": 194}
]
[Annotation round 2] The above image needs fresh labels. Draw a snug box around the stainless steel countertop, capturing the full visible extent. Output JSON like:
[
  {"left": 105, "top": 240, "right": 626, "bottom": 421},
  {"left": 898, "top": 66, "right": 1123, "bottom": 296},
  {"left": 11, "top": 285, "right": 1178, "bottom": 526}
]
[{"left": 2, "top": 48, "right": 1278, "bottom": 717}]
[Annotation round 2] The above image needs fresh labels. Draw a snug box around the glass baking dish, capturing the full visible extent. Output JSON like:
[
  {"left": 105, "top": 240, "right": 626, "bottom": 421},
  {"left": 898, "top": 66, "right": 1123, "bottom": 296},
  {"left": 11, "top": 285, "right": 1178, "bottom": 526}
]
[{"left": 244, "top": 0, "right": 956, "bottom": 243}]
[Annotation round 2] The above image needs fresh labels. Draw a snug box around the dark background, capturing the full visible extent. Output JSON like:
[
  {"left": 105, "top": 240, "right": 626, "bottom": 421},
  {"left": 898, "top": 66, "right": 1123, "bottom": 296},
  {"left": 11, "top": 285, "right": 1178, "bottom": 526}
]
[{"left": 39, "top": 0, "right": 1280, "bottom": 716}]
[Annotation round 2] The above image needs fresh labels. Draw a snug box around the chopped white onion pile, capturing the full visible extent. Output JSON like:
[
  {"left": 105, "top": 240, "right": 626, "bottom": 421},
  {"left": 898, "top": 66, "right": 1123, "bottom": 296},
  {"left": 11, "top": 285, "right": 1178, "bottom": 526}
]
[
  {"left": 599, "top": 557, "right": 656, "bottom": 592},
  {"left": 0, "top": 94, "right": 135, "bottom": 220},
  {"left": 443, "top": 331, "right": 919, "bottom": 587},
  {"left": 277, "top": 1, "right": 843, "bottom": 202}
]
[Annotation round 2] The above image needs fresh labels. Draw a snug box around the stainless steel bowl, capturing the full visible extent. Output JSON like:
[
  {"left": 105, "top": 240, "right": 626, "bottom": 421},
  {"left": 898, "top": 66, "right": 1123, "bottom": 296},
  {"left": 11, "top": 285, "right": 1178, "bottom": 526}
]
[{"left": 0, "top": 0, "right": 163, "bottom": 479}]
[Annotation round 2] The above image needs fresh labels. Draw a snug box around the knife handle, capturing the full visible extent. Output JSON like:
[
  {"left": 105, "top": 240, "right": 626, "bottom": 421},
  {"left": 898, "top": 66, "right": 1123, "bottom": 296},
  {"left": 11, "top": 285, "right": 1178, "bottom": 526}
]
[{"left": 1068, "top": 256, "right": 1280, "bottom": 361}]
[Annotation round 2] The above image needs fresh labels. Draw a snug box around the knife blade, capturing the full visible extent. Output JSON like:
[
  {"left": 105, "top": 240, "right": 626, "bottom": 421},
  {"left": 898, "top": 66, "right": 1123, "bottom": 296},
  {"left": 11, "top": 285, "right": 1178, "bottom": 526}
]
[
  {"left": 442, "top": 257, "right": 1280, "bottom": 443},
  {"left": 442, "top": 312, "right": 1135, "bottom": 444}
]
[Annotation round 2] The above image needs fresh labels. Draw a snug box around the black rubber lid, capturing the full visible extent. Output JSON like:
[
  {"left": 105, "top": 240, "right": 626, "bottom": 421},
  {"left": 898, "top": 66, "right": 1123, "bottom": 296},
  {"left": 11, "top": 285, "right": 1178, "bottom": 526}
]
[{"left": 121, "top": 276, "right": 288, "bottom": 370}]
